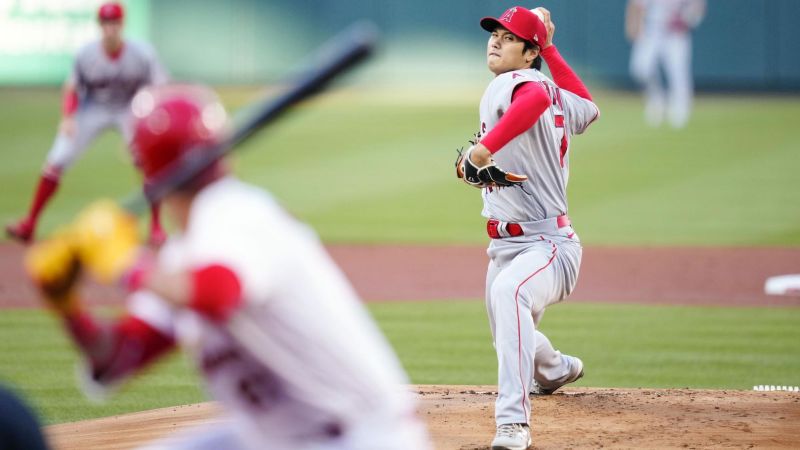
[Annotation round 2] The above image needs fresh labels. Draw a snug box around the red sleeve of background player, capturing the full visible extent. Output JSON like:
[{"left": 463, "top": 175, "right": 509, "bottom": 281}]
[
  {"left": 541, "top": 45, "right": 593, "bottom": 101},
  {"left": 61, "top": 88, "right": 79, "bottom": 116},
  {"left": 480, "top": 82, "right": 551, "bottom": 154},
  {"left": 63, "top": 310, "right": 175, "bottom": 385},
  {"left": 190, "top": 264, "right": 243, "bottom": 322}
]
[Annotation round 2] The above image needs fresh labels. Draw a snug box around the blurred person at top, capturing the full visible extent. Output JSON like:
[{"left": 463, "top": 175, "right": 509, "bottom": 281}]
[
  {"left": 5, "top": 1, "right": 170, "bottom": 246},
  {"left": 626, "top": 0, "right": 706, "bottom": 128}
]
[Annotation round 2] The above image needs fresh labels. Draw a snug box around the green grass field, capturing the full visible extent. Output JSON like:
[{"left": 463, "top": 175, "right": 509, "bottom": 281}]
[
  {"left": 2, "top": 86, "right": 799, "bottom": 245},
  {"left": 1, "top": 86, "right": 798, "bottom": 425},
  {"left": 1, "top": 302, "right": 798, "bottom": 424}
]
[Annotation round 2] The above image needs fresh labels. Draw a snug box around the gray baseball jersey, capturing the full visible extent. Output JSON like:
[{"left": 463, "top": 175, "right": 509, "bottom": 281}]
[
  {"left": 477, "top": 68, "right": 599, "bottom": 427},
  {"left": 71, "top": 39, "right": 168, "bottom": 109},
  {"left": 479, "top": 69, "right": 598, "bottom": 223}
]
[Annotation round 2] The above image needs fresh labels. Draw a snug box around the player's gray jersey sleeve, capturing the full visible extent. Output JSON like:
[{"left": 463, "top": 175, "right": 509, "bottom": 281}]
[{"left": 561, "top": 89, "right": 599, "bottom": 136}]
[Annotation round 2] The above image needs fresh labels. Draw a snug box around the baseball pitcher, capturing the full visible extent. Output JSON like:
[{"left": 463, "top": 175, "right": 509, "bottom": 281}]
[
  {"left": 6, "top": 2, "right": 169, "bottom": 246},
  {"left": 25, "top": 85, "right": 431, "bottom": 450},
  {"left": 456, "top": 6, "right": 599, "bottom": 450}
]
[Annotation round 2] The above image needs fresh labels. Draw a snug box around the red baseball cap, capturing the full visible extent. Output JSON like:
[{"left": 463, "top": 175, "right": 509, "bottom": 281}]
[
  {"left": 98, "top": 2, "right": 124, "bottom": 22},
  {"left": 481, "top": 6, "right": 546, "bottom": 48}
]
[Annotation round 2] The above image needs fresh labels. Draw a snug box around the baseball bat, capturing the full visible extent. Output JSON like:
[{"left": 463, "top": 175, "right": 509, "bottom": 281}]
[{"left": 124, "top": 21, "right": 378, "bottom": 211}]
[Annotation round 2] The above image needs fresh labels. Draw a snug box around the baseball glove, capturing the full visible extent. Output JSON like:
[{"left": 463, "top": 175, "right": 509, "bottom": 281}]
[
  {"left": 455, "top": 146, "right": 528, "bottom": 188},
  {"left": 25, "top": 231, "right": 82, "bottom": 314}
]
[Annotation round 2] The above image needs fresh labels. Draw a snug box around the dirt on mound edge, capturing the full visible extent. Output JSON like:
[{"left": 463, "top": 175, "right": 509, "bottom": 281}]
[{"left": 46, "top": 385, "right": 800, "bottom": 450}]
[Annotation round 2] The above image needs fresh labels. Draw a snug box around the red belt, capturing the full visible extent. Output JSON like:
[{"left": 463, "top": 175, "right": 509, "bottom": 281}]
[{"left": 487, "top": 215, "right": 571, "bottom": 239}]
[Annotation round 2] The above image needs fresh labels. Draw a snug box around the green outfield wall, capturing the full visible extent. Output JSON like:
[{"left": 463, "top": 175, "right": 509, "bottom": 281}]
[{"left": 2, "top": 0, "right": 799, "bottom": 90}]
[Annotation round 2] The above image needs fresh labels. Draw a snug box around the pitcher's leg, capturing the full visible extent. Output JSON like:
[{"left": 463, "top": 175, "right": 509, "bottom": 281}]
[
  {"left": 490, "top": 268, "right": 536, "bottom": 426},
  {"left": 531, "top": 330, "right": 578, "bottom": 385},
  {"left": 485, "top": 258, "right": 503, "bottom": 343},
  {"left": 489, "top": 246, "right": 557, "bottom": 426},
  {"left": 528, "top": 238, "right": 583, "bottom": 393}
]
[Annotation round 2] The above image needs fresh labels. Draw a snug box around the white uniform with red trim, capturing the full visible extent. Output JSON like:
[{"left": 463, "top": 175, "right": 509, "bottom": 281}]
[
  {"left": 629, "top": 0, "right": 705, "bottom": 128},
  {"left": 129, "top": 177, "right": 430, "bottom": 450},
  {"left": 47, "top": 39, "right": 168, "bottom": 170},
  {"left": 478, "top": 69, "right": 598, "bottom": 426}
]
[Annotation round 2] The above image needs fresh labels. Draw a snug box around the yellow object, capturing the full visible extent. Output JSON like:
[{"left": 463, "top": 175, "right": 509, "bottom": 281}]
[
  {"left": 24, "top": 230, "right": 81, "bottom": 314},
  {"left": 71, "top": 200, "right": 141, "bottom": 284}
]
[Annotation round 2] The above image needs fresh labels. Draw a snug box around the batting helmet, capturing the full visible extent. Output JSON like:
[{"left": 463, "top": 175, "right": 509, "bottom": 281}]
[
  {"left": 98, "top": 2, "right": 124, "bottom": 22},
  {"left": 480, "top": 6, "right": 547, "bottom": 49},
  {"left": 131, "top": 85, "right": 229, "bottom": 186}
]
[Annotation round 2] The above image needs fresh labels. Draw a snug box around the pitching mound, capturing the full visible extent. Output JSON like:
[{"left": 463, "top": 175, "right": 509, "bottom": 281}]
[{"left": 46, "top": 385, "right": 799, "bottom": 449}]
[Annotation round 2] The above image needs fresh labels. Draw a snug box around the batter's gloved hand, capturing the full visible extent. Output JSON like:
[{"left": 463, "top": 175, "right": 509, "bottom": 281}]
[
  {"left": 70, "top": 200, "right": 142, "bottom": 285},
  {"left": 25, "top": 231, "right": 82, "bottom": 315},
  {"left": 456, "top": 145, "right": 528, "bottom": 188}
]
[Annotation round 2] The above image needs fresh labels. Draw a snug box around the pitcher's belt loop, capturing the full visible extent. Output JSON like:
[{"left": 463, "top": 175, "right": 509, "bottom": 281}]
[{"left": 486, "top": 214, "right": 571, "bottom": 239}]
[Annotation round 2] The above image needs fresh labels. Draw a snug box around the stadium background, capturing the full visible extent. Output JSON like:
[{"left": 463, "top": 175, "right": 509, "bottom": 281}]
[
  {"left": 0, "top": 0, "right": 798, "bottom": 442},
  {"left": 3, "top": 0, "right": 800, "bottom": 89}
]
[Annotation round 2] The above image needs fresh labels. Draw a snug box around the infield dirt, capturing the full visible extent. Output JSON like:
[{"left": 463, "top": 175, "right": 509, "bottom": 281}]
[{"left": 46, "top": 386, "right": 800, "bottom": 449}]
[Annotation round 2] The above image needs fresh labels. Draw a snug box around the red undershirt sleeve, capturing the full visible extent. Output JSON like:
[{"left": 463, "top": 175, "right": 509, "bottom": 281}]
[
  {"left": 541, "top": 45, "right": 593, "bottom": 101},
  {"left": 480, "top": 81, "right": 552, "bottom": 154},
  {"left": 190, "top": 264, "right": 243, "bottom": 323}
]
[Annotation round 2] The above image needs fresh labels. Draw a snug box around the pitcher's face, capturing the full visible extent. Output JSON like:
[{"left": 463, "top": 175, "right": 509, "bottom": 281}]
[{"left": 487, "top": 27, "right": 536, "bottom": 75}]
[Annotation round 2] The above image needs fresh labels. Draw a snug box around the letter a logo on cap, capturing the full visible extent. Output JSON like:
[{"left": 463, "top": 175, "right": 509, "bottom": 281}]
[{"left": 500, "top": 7, "right": 517, "bottom": 23}]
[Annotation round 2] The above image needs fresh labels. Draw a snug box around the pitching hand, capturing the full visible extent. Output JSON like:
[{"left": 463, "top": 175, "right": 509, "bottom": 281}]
[{"left": 533, "top": 7, "right": 555, "bottom": 49}]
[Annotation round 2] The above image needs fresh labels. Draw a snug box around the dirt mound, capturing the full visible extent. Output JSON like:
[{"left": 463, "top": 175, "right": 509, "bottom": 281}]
[{"left": 46, "top": 385, "right": 800, "bottom": 449}]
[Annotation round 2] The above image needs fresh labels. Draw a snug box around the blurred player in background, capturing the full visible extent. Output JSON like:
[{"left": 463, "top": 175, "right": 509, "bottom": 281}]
[
  {"left": 6, "top": 2, "right": 169, "bottom": 246},
  {"left": 25, "top": 85, "right": 431, "bottom": 450},
  {"left": 626, "top": 0, "right": 706, "bottom": 128},
  {"left": 456, "top": 6, "right": 599, "bottom": 449}
]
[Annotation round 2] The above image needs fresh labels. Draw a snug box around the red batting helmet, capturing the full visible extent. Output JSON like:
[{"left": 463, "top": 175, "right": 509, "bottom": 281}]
[
  {"left": 98, "top": 2, "right": 124, "bottom": 22},
  {"left": 480, "top": 6, "right": 547, "bottom": 49},
  {"left": 131, "top": 85, "right": 229, "bottom": 185}
]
